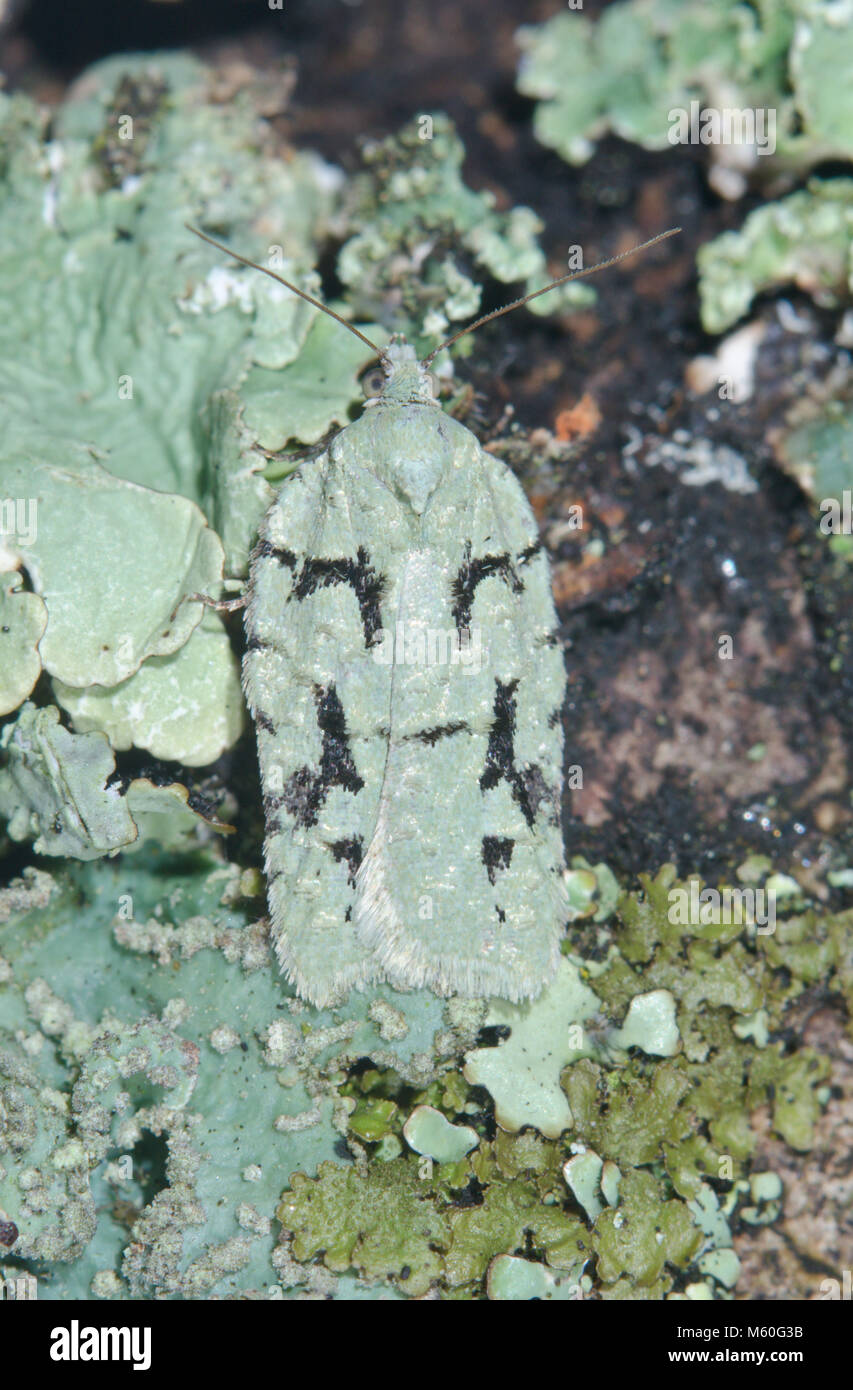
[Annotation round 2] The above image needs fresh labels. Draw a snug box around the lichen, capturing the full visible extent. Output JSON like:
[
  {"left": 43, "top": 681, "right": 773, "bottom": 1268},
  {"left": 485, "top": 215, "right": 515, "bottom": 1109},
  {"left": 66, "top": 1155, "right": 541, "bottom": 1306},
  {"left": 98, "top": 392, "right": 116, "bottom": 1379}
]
[
  {"left": 517, "top": 1, "right": 852, "bottom": 183},
  {"left": 0, "top": 574, "right": 47, "bottom": 717},
  {"left": 463, "top": 958, "right": 599, "bottom": 1137},
  {"left": 0, "top": 703, "right": 225, "bottom": 859},
  {"left": 697, "top": 177, "right": 853, "bottom": 332},
  {"left": 0, "top": 1036, "right": 96, "bottom": 1263},
  {"left": 336, "top": 113, "right": 591, "bottom": 352},
  {"left": 0, "top": 846, "right": 846, "bottom": 1297}
]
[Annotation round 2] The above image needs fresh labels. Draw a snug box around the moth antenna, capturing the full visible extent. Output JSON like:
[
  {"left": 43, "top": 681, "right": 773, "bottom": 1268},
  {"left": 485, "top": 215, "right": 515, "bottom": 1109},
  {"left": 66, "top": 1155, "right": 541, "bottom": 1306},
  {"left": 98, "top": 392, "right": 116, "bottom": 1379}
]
[
  {"left": 421, "top": 226, "right": 681, "bottom": 366},
  {"left": 186, "top": 224, "right": 385, "bottom": 359}
]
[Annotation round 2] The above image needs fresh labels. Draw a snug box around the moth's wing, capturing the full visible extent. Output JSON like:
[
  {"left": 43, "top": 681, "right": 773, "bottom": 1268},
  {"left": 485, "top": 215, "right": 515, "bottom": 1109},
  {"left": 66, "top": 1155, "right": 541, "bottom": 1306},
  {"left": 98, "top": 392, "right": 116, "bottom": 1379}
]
[
  {"left": 244, "top": 444, "right": 394, "bottom": 1008},
  {"left": 355, "top": 417, "right": 567, "bottom": 1001}
]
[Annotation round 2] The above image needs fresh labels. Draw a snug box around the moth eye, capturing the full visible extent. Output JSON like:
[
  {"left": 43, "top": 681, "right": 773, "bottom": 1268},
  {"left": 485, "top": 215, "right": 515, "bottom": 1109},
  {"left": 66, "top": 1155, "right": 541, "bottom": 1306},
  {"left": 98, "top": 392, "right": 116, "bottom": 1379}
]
[
  {"left": 425, "top": 371, "right": 441, "bottom": 399},
  {"left": 361, "top": 366, "right": 386, "bottom": 398}
]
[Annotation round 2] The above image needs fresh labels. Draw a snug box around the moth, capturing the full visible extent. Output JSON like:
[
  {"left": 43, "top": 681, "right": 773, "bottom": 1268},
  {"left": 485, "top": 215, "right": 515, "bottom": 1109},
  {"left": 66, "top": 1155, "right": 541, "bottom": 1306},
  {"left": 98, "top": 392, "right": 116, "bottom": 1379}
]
[{"left": 189, "top": 224, "right": 679, "bottom": 1008}]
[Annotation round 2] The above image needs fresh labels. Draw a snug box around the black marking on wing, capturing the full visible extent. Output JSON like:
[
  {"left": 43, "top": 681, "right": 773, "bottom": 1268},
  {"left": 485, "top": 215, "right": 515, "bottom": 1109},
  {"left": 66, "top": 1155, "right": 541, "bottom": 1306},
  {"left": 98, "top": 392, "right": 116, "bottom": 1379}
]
[
  {"left": 482, "top": 835, "right": 514, "bottom": 885},
  {"left": 479, "top": 678, "right": 551, "bottom": 831},
  {"left": 281, "top": 684, "right": 364, "bottom": 829},
  {"left": 292, "top": 546, "right": 386, "bottom": 648},
  {"left": 519, "top": 765, "right": 554, "bottom": 823},
  {"left": 252, "top": 542, "right": 385, "bottom": 648},
  {"left": 255, "top": 540, "right": 297, "bottom": 570},
  {"left": 496, "top": 905, "right": 507, "bottom": 924},
  {"left": 403, "top": 722, "right": 470, "bottom": 746},
  {"left": 255, "top": 710, "right": 276, "bottom": 734},
  {"left": 329, "top": 836, "right": 364, "bottom": 887},
  {"left": 517, "top": 540, "right": 543, "bottom": 566},
  {"left": 246, "top": 634, "right": 272, "bottom": 653},
  {"left": 451, "top": 542, "right": 523, "bottom": 632}
]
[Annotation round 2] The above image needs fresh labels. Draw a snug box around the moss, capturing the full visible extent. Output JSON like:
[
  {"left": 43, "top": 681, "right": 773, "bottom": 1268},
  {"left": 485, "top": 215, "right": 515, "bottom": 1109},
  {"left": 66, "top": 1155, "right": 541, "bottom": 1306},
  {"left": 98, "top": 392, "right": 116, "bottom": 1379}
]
[
  {"left": 444, "top": 1180, "right": 589, "bottom": 1289},
  {"left": 592, "top": 1169, "right": 701, "bottom": 1290},
  {"left": 563, "top": 1059, "right": 694, "bottom": 1167},
  {"left": 278, "top": 1158, "right": 450, "bottom": 1296},
  {"left": 747, "top": 1048, "right": 831, "bottom": 1151}
]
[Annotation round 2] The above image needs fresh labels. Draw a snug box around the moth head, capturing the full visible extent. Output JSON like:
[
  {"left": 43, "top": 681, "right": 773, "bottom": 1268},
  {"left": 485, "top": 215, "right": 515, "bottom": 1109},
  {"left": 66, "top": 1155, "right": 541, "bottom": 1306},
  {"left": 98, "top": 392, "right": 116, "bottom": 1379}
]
[{"left": 371, "top": 335, "right": 441, "bottom": 408}]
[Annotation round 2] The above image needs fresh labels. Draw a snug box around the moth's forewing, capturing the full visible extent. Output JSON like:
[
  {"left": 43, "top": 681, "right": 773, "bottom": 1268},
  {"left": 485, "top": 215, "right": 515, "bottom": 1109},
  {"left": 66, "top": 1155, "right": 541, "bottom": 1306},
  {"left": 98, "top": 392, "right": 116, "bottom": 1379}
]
[
  {"left": 355, "top": 405, "right": 566, "bottom": 1000},
  {"left": 244, "top": 387, "right": 566, "bottom": 1007},
  {"left": 244, "top": 454, "right": 389, "bottom": 1006}
]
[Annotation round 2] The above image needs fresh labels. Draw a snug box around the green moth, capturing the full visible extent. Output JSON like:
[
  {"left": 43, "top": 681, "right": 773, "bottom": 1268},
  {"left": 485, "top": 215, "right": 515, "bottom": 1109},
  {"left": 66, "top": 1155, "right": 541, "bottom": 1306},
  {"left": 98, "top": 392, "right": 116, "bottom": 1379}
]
[{"left": 190, "top": 225, "right": 678, "bottom": 1009}]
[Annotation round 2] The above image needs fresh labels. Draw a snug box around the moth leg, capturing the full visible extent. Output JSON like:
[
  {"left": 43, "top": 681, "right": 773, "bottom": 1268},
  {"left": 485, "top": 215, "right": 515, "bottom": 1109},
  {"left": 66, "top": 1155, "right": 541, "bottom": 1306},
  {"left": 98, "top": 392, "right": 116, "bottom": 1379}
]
[{"left": 169, "top": 589, "right": 247, "bottom": 621}]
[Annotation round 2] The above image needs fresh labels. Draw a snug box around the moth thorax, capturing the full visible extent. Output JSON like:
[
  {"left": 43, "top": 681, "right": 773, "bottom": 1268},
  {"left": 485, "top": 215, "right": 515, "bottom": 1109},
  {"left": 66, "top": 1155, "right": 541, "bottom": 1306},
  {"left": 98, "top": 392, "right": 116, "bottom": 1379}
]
[{"left": 394, "top": 450, "right": 446, "bottom": 515}]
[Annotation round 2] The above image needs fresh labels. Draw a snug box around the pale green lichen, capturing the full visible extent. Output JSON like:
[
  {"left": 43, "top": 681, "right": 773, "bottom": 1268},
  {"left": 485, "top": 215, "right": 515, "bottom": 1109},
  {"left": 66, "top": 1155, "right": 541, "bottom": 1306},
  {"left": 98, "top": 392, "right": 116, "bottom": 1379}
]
[
  {"left": 697, "top": 178, "right": 853, "bottom": 332},
  {"left": 0, "top": 51, "right": 338, "bottom": 780},
  {"left": 487, "top": 1253, "right": 585, "bottom": 1300},
  {"left": 773, "top": 392, "right": 853, "bottom": 544},
  {"left": 463, "top": 958, "right": 600, "bottom": 1137},
  {"left": 741, "top": 1171, "right": 784, "bottom": 1225},
  {"left": 0, "top": 451, "right": 224, "bottom": 691},
  {"left": 0, "top": 867, "right": 56, "bottom": 923},
  {"left": 697, "top": 1246, "right": 741, "bottom": 1290},
  {"left": 565, "top": 857, "right": 622, "bottom": 923},
  {"left": 0, "top": 704, "right": 223, "bottom": 859},
  {"left": 563, "top": 1150, "right": 604, "bottom": 1222},
  {"left": 517, "top": 1, "right": 852, "bottom": 180},
  {"left": 0, "top": 1037, "right": 96, "bottom": 1262},
  {"left": 609, "top": 988, "right": 680, "bottom": 1057},
  {"left": 517, "top": 3, "right": 853, "bottom": 370},
  {"left": 0, "top": 704, "right": 145, "bottom": 859},
  {"left": 54, "top": 611, "right": 244, "bottom": 769},
  {"left": 600, "top": 1160, "right": 621, "bottom": 1208},
  {"left": 336, "top": 114, "right": 590, "bottom": 353},
  {"left": 0, "top": 574, "right": 47, "bottom": 717},
  {"left": 402, "top": 1105, "right": 479, "bottom": 1164}
]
